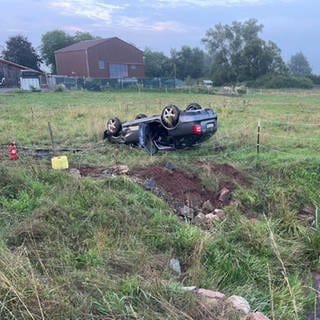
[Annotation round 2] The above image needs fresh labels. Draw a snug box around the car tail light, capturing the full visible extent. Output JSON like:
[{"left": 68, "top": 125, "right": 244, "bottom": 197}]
[{"left": 192, "top": 124, "right": 202, "bottom": 135}]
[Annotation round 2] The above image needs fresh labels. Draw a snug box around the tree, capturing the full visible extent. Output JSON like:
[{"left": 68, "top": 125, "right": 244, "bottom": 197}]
[
  {"left": 72, "top": 31, "right": 97, "bottom": 42},
  {"left": 143, "top": 48, "right": 172, "bottom": 77},
  {"left": 288, "top": 52, "right": 312, "bottom": 76},
  {"left": 173, "top": 46, "right": 205, "bottom": 80},
  {"left": 202, "top": 19, "right": 286, "bottom": 84},
  {"left": 240, "top": 39, "right": 287, "bottom": 80},
  {"left": 2, "top": 35, "right": 41, "bottom": 70},
  {"left": 40, "top": 30, "right": 74, "bottom": 73},
  {"left": 40, "top": 30, "right": 98, "bottom": 73}
]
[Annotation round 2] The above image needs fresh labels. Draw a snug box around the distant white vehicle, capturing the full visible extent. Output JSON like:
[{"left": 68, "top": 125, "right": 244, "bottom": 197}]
[
  {"left": 202, "top": 80, "right": 213, "bottom": 87},
  {"left": 20, "top": 70, "right": 41, "bottom": 91},
  {"left": 0, "top": 77, "right": 6, "bottom": 87}
]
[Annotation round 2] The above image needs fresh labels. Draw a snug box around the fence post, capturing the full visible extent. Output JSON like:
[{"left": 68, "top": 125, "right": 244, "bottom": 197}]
[
  {"left": 48, "top": 122, "right": 55, "bottom": 156},
  {"left": 257, "top": 120, "right": 261, "bottom": 156}
]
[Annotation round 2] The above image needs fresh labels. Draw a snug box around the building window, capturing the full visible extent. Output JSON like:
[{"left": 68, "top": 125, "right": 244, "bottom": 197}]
[
  {"left": 98, "top": 60, "right": 105, "bottom": 70},
  {"left": 130, "top": 65, "right": 136, "bottom": 70},
  {"left": 109, "top": 64, "right": 128, "bottom": 78}
]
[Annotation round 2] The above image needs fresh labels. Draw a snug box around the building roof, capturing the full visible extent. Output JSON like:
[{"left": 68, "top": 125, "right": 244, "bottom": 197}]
[
  {"left": 55, "top": 39, "right": 108, "bottom": 53},
  {"left": 55, "top": 37, "right": 143, "bottom": 53},
  {"left": 0, "top": 58, "right": 30, "bottom": 70},
  {"left": 0, "top": 58, "right": 44, "bottom": 74}
]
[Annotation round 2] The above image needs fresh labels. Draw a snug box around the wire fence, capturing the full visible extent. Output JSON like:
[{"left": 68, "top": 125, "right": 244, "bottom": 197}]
[
  {"left": 0, "top": 118, "right": 319, "bottom": 162},
  {"left": 49, "top": 76, "right": 187, "bottom": 91},
  {"left": 48, "top": 76, "right": 229, "bottom": 95},
  {"left": 253, "top": 119, "right": 320, "bottom": 160}
]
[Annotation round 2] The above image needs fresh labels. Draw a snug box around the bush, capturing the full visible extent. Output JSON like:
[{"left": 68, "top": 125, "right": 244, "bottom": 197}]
[
  {"left": 84, "top": 79, "right": 102, "bottom": 91},
  {"left": 307, "top": 74, "right": 320, "bottom": 85},
  {"left": 54, "top": 84, "right": 66, "bottom": 92},
  {"left": 247, "top": 75, "right": 314, "bottom": 89}
]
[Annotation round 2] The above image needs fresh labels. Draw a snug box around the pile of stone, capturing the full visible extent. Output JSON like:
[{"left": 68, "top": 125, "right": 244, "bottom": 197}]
[{"left": 195, "top": 288, "right": 270, "bottom": 320}]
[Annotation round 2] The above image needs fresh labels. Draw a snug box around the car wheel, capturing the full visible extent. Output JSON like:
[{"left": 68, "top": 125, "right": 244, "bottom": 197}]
[
  {"left": 135, "top": 113, "right": 147, "bottom": 119},
  {"left": 186, "top": 103, "right": 202, "bottom": 111},
  {"left": 107, "top": 117, "right": 122, "bottom": 136},
  {"left": 161, "top": 104, "right": 180, "bottom": 129}
]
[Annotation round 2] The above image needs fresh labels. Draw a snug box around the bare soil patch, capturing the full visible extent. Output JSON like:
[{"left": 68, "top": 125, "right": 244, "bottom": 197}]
[
  {"left": 78, "top": 166, "right": 105, "bottom": 177},
  {"left": 74, "top": 162, "right": 249, "bottom": 213},
  {"left": 133, "top": 162, "right": 249, "bottom": 210}
]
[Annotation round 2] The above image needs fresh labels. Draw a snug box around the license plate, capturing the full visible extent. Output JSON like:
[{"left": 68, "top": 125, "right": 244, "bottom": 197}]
[{"left": 207, "top": 123, "right": 214, "bottom": 129}]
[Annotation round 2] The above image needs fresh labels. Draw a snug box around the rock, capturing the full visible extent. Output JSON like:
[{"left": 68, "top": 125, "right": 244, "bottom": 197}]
[
  {"left": 299, "top": 214, "right": 314, "bottom": 224},
  {"left": 164, "top": 162, "right": 174, "bottom": 170},
  {"left": 196, "top": 289, "right": 225, "bottom": 311},
  {"left": 179, "top": 205, "right": 194, "bottom": 219},
  {"left": 225, "top": 295, "right": 250, "bottom": 315},
  {"left": 69, "top": 168, "right": 81, "bottom": 178},
  {"left": 301, "top": 205, "right": 314, "bottom": 216},
  {"left": 214, "top": 208, "right": 225, "bottom": 219},
  {"left": 194, "top": 212, "right": 206, "bottom": 225},
  {"left": 181, "top": 286, "right": 197, "bottom": 292},
  {"left": 218, "top": 187, "right": 231, "bottom": 202},
  {"left": 205, "top": 213, "right": 220, "bottom": 223},
  {"left": 169, "top": 258, "right": 181, "bottom": 275},
  {"left": 202, "top": 200, "right": 214, "bottom": 213},
  {"left": 243, "top": 312, "right": 270, "bottom": 320},
  {"left": 196, "top": 289, "right": 225, "bottom": 300},
  {"left": 103, "top": 165, "right": 129, "bottom": 175},
  {"left": 144, "top": 178, "right": 156, "bottom": 190}
]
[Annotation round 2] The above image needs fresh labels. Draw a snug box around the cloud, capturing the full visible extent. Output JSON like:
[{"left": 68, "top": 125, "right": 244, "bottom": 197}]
[
  {"left": 63, "top": 25, "right": 88, "bottom": 33},
  {"left": 7, "top": 28, "right": 27, "bottom": 33},
  {"left": 50, "top": 0, "right": 126, "bottom": 23},
  {"left": 139, "top": 0, "right": 294, "bottom": 7},
  {"left": 117, "top": 16, "right": 185, "bottom": 32},
  {"left": 151, "top": 21, "right": 185, "bottom": 32}
]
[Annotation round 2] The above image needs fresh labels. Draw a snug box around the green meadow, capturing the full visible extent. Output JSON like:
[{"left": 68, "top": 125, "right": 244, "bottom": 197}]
[{"left": 0, "top": 89, "right": 319, "bottom": 319}]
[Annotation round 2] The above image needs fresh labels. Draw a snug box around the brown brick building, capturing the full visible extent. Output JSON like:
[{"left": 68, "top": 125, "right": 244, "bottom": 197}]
[{"left": 55, "top": 37, "right": 144, "bottom": 79}]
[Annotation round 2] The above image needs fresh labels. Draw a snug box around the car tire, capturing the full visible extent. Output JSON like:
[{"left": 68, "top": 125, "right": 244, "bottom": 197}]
[
  {"left": 161, "top": 104, "right": 180, "bottom": 129},
  {"left": 135, "top": 113, "right": 147, "bottom": 119},
  {"left": 106, "top": 117, "right": 122, "bottom": 136},
  {"left": 186, "top": 103, "right": 202, "bottom": 111}
]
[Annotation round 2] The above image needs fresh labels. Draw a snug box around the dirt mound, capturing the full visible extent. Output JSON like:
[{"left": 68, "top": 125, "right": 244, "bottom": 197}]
[
  {"left": 134, "top": 163, "right": 249, "bottom": 210},
  {"left": 135, "top": 166, "right": 216, "bottom": 208},
  {"left": 74, "top": 162, "right": 249, "bottom": 213},
  {"left": 79, "top": 166, "right": 105, "bottom": 177}
]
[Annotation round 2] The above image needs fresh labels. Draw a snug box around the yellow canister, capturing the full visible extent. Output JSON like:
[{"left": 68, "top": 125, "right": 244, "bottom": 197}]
[{"left": 51, "top": 155, "right": 69, "bottom": 170}]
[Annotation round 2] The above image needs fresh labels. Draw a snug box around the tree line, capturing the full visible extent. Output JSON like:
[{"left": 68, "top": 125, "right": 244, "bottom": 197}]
[{"left": 1, "top": 19, "right": 318, "bottom": 87}]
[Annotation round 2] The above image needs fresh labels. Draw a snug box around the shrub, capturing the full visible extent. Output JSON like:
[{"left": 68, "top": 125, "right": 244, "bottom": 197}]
[
  {"left": 247, "top": 75, "right": 314, "bottom": 89},
  {"left": 54, "top": 84, "right": 66, "bottom": 92},
  {"left": 84, "top": 79, "right": 102, "bottom": 91},
  {"left": 307, "top": 74, "right": 320, "bottom": 85}
]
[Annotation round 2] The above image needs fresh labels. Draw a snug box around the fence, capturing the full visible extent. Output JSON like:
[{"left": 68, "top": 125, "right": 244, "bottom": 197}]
[
  {"left": 1, "top": 118, "right": 319, "bottom": 163},
  {"left": 47, "top": 76, "right": 187, "bottom": 91},
  {"left": 253, "top": 119, "right": 320, "bottom": 161}
]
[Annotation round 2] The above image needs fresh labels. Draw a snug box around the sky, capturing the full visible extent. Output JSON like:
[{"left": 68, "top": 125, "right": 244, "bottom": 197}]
[{"left": 0, "top": 0, "right": 319, "bottom": 73}]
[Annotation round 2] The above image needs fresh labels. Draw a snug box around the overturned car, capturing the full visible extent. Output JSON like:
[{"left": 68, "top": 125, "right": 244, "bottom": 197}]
[{"left": 103, "top": 103, "right": 218, "bottom": 154}]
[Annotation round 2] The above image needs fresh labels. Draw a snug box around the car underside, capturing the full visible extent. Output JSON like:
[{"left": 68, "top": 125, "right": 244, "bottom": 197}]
[{"left": 103, "top": 103, "right": 218, "bottom": 154}]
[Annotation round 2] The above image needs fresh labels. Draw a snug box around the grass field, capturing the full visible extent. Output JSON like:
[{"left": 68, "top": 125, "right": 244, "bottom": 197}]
[{"left": 0, "top": 89, "right": 320, "bottom": 319}]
